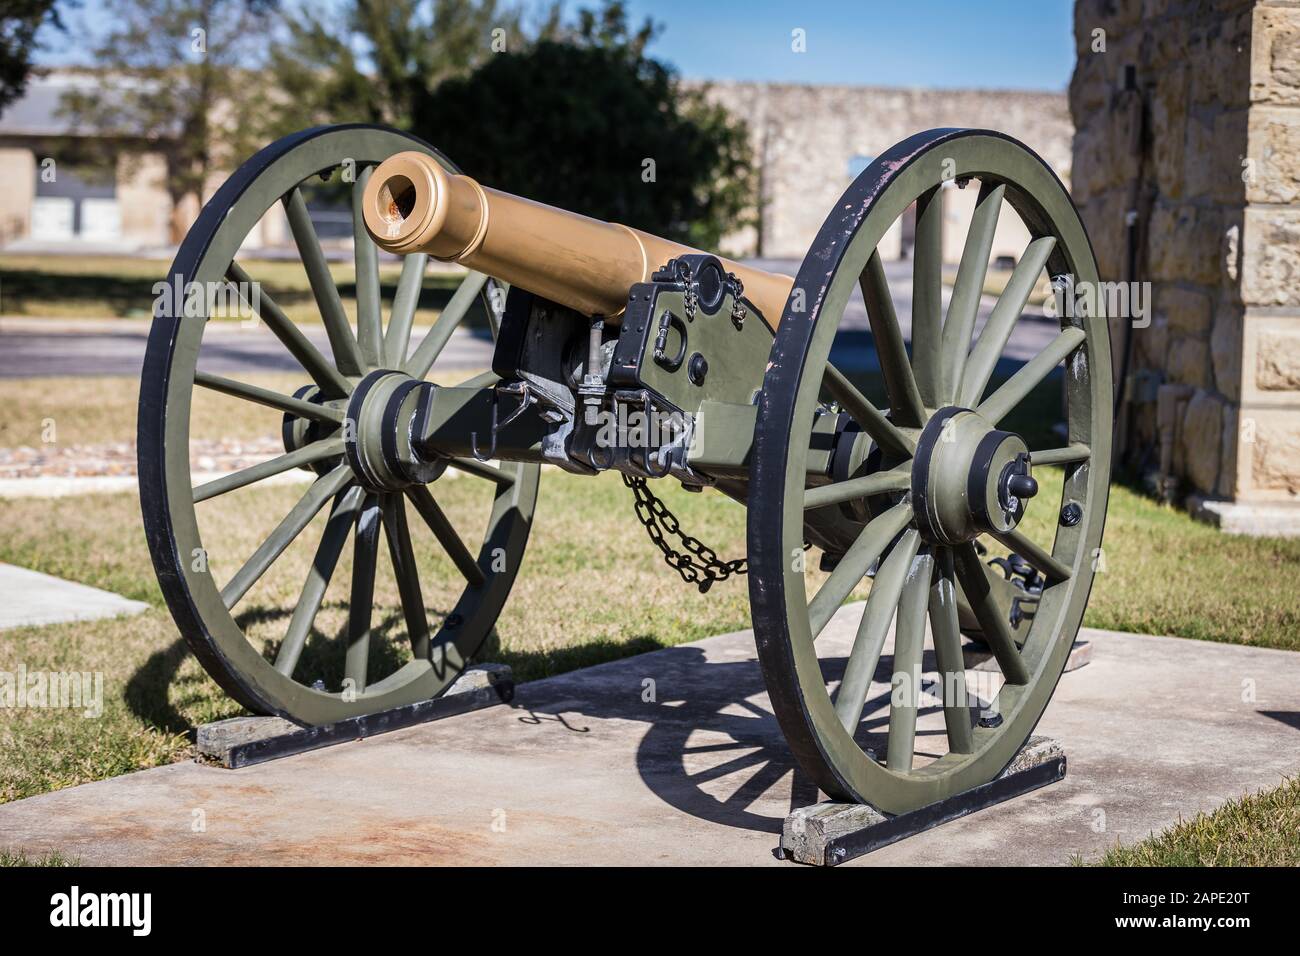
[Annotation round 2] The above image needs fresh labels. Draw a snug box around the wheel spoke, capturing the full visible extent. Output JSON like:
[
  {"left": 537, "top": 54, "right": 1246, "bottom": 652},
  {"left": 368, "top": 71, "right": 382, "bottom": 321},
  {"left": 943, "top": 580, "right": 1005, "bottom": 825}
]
[
  {"left": 383, "top": 252, "right": 429, "bottom": 367},
  {"left": 221, "top": 464, "right": 353, "bottom": 609},
  {"left": 274, "top": 486, "right": 364, "bottom": 677},
  {"left": 975, "top": 326, "right": 1086, "bottom": 426},
  {"left": 448, "top": 457, "right": 517, "bottom": 486},
  {"left": 803, "top": 462, "right": 910, "bottom": 511},
  {"left": 833, "top": 531, "right": 921, "bottom": 733},
  {"left": 193, "top": 435, "right": 343, "bottom": 503},
  {"left": 951, "top": 542, "right": 1029, "bottom": 685},
  {"left": 194, "top": 370, "right": 344, "bottom": 425},
  {"left": 404, "top": 271, "right": 489, "bottom": 380},
  {"left": 823, "top": 363, "right": 915, "bottom": 458},
  {"left": 227, "top": 261, "right": 352, "bottom": 398},
  {"left": 807, "top": 499, "right": 912, "bottom": 639},
  {"left": 457, "top": 370, "right": 501, "bottom": 390},
  {"left": 352, "top": 164, "right": 383, "bottom": 368},
  {"left": 941, "top": 182, "right": 1004, "bottom": 404},
  {"left": 884, "top": 547, "right": 934, "bottom": 771},
  {"left": 381, "top": 494, "right": 432, "bottom": 661},
  {"left": 987, "top": 526, "right": 1072, "bottom": 583},
  {"left": 930, "top": 547, "right": 973, "bottom": 754},
  {"left": 859, "top": 250, "right": 925, "bottom": 428},
  {"left": 910, "top": 185, "right": 944, "bottom": 407},
  {"left": 283, "top": 186, "right": 366, "bottom": 376},
  {"left": 344, "top": 494, "right": 381, "bottom": 693},
  {"left": 957, "top": 236, "right": 1056, "bottom": 407},
  {"left": 405, "top": 484, "right": 486, "bottom": 587},
  {"left": 1031, "top": 443, "right": 1090, "bottom": 466}
]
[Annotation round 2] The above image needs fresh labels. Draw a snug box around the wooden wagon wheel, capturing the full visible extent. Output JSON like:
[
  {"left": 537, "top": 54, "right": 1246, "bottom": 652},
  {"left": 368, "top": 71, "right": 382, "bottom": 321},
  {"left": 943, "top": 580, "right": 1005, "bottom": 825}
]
[
  {"left": 748, "top": 129, "right": 1111, "bottom": 813},
  {"left": 139, "top": 125, "right": 539, "bottom": 725}
]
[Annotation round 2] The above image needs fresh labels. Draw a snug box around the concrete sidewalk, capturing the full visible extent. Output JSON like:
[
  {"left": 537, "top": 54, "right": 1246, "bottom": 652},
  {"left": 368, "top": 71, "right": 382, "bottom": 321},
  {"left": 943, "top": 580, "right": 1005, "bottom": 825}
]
[
  {"left": 0, "top": 563, "right": 148, "bottom": 630},
  {"left": 1, "top": 605, "right": 1297, "bottom": 865}
]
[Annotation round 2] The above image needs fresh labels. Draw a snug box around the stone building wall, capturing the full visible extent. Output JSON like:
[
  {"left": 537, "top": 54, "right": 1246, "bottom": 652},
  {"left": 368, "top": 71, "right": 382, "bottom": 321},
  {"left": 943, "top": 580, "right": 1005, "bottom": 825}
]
[
  {"left": 696, "top": 81, "right": 1074, "bottom": 260},
  {"left": 1071, "top": 0, "right": 1300, "bottom": 527}
]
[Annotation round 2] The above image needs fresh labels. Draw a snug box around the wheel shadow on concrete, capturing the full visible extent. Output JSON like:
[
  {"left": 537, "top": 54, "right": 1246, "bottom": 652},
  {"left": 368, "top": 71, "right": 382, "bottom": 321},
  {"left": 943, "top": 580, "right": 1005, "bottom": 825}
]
[{"left": 508, "top": 643, "right": 950, "bottom": 835}]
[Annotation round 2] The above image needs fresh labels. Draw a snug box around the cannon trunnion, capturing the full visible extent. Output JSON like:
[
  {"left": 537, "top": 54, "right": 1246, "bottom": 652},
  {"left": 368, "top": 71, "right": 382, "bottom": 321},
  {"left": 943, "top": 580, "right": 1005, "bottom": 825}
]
[{"left": 139, "top": 124, "right": 1110, "bottom": 813}]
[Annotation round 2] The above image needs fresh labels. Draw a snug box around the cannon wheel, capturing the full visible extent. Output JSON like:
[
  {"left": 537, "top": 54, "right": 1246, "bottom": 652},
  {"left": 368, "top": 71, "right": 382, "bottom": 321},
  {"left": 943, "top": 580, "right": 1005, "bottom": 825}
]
[
  {"left": 748, "top": 129, "right": 1111, "bottom": 813},
  {"left": 139, "top": 125, "right": 539, "bottom": 725}
]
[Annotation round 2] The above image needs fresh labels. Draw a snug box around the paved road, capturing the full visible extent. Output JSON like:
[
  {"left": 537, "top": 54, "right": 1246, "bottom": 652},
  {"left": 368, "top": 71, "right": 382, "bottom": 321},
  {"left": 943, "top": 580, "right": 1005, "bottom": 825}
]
[
  {"left": 0, "top": 259, "right": 1054, "bottom": 379},
  {"left": 0, "top": 317, "right": 496, "bottom": 379},
  {"left": 758, "top": 257, "right": 1056, "bottom": 372}
]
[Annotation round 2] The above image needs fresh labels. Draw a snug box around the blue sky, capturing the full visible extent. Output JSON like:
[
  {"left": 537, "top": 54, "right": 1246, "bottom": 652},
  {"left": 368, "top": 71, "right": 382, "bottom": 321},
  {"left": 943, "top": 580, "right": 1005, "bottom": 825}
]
[
  {"left": 40, "top": 0, "right": 1077, "bottom": 92},
  {"left": 620, "top": 0, "right": 1077, "bottom": 90}
]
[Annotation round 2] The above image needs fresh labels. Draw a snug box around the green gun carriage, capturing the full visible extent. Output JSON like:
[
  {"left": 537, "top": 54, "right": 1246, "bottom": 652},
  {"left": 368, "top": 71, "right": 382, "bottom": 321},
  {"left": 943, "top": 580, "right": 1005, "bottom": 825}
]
[{"left": 139, "top": 124, "right": 1109, "bottom": 814}]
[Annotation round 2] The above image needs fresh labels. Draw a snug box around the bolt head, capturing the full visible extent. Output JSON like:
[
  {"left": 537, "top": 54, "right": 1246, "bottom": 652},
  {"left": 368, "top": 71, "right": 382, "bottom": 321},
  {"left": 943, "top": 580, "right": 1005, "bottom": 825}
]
[{"left": 688, "top": 352, "right": 708, "bottom": 385}]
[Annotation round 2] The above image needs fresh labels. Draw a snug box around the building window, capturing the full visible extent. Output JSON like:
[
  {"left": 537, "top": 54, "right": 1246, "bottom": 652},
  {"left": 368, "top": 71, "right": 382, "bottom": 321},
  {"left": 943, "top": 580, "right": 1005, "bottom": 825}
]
[{"left": 33, "top": 161, "right": 120, "bottom": 242}]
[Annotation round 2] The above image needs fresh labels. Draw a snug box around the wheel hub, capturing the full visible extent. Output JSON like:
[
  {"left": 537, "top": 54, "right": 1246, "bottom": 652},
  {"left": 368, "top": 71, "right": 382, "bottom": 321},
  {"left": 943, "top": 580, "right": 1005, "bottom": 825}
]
[
  {"left": 280, "top": 384, "right": 346, "bottom": 476},
  {"left": 341, "top": 370, "right": 445, "bottom": 492},
  {"left": 910, "top": 406, "right": 1037, "bottom": 545}
]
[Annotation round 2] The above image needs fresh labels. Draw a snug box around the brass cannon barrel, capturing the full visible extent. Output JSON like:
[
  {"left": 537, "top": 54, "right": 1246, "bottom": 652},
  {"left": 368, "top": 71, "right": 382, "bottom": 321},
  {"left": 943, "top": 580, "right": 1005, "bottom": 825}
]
[{"left": 361, "top": 151, "right": 794, "bottom": 322}]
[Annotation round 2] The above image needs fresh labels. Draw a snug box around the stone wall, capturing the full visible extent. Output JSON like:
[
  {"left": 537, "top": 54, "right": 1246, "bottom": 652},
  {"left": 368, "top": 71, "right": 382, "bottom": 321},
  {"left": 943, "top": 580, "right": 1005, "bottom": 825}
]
[
  {"left": 696, "top": 81, "right": 1073, "bottom": 260},
  {"left": 1071, "top": 0, "right": 1300, "bottom": 524}
]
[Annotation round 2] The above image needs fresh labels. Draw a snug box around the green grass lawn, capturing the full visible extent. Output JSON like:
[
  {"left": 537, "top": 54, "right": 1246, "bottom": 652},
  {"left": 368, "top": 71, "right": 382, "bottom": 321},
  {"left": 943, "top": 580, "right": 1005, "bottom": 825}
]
[
  {"left": 1, "top": 373, "right": 1298, "bottom": 864},
  {"left": 0, "top": 848, "right": 78, "bottom": 867},
  {"left": 0, "top": 253, "right": 478, "bottom": 327},
  {"left": 1088, "top": 778, "right": 1300, "bottom": 866}
]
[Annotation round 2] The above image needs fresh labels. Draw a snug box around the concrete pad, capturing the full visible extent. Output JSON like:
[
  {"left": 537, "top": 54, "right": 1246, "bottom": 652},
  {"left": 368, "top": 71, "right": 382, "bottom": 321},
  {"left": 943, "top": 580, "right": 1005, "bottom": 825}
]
[
  {"left": 0, "top": 604, "right": 1298, "bottom": 865},
  {"left": 0, "top": 563, "right": 148, "bottom": 630}
]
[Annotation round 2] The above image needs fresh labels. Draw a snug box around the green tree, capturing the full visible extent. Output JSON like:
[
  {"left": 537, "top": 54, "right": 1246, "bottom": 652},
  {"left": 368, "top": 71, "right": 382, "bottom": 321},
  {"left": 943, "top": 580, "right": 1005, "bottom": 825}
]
[
  {"left": 0, "top": 0, "right": 67, "bottom": 115},
  {"left": 413, "top": 1, "right": 754, "bottom": 251},
  {"left": 261, "top": 0, "right": 526, "bottom": 135},
  {"left": 59, "top": 0, "right": 277, "bottom": 240}
]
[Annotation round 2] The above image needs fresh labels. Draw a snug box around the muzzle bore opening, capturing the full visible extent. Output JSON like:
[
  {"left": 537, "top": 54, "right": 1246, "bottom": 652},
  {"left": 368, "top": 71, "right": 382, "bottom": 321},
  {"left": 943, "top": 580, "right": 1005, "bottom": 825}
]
[{"left": 376, "top": 174, "right": 418, "bottom": 227}]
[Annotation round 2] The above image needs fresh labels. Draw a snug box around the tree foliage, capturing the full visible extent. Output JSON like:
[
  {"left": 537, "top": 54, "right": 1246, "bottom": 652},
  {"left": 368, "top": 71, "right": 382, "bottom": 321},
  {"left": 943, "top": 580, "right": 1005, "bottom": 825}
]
[
  {"left": 53, "top": 0, "right": 754, "bottom": 252},
  {"left": 58, "top": 0, "right": 278, "bottom": 238},
  {"left": 413, "top": 2, "right": 754, "bottom": 251},
  {"left": 0, "top": 0, "right": 67, "bottom": 115},
  {"left": 262, "top": 0, "right": 525, "bottom": 135}
]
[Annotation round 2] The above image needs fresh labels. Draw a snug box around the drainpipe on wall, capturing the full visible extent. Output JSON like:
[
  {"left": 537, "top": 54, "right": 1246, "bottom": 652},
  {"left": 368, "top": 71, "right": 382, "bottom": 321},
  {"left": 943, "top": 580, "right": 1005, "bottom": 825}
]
[{"left": 1113, "top": 64, "right": 1153, "bottom": 476}]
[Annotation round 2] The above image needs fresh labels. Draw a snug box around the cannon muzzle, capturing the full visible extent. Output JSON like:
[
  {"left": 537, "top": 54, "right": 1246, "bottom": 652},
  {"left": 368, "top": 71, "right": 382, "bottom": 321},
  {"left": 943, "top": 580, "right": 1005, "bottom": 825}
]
[{"left": 361, "top": 151, "right": 793, "bottom": 322}]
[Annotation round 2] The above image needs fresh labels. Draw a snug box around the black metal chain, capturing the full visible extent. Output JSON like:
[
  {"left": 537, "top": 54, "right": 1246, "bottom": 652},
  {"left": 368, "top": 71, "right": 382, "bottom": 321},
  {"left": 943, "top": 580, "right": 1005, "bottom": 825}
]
[{"left": 622, "top": 473, "right": 746, "bottom": 593}]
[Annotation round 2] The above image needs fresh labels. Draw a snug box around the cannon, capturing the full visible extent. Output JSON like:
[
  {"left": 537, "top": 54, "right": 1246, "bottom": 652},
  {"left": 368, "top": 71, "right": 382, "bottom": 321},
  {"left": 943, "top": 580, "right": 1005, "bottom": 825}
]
[{"left": 139, "top": 125, "right": 1109, "bottom": 813}]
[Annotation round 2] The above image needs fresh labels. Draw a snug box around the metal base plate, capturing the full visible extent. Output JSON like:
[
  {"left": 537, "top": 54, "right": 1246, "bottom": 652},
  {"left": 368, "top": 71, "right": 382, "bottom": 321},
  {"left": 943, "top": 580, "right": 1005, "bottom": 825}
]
[
  {"left": 781, "top": 736, "right": 1066, "bottom": 866},
  {"left": 965, "top": 639, "right": 1092, "bottom": 674},
  {"left": 195, "top": 664, "right": 514, "bottom": 769}
]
